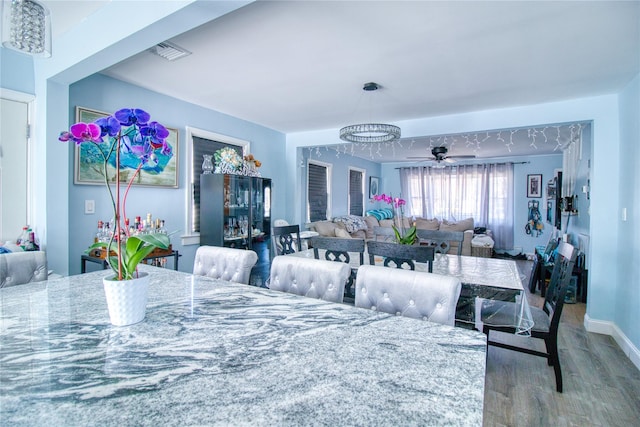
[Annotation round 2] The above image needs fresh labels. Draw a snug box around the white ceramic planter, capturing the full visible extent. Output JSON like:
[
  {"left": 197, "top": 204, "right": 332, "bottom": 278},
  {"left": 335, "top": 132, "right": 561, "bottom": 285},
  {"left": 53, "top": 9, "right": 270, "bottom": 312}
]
[{"left": 103, "top": 272, "right": 150, "bottom": 326}]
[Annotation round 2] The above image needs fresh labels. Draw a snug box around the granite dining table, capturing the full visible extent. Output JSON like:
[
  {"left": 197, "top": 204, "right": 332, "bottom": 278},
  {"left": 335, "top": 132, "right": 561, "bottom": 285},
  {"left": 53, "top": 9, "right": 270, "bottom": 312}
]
[{"left": 0, "top": 266, "right": 486, "bottom": 426}]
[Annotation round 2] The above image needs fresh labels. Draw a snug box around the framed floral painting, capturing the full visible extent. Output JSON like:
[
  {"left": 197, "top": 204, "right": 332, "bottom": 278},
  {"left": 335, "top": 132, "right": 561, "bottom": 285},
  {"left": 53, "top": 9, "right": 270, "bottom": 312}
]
[{"left": 73, "top": 107, "right": 179, "bottom": 188}]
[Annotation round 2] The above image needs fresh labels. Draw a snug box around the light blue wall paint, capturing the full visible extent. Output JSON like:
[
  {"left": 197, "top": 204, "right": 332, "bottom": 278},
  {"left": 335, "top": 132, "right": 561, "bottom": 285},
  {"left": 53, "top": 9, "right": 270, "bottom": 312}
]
[
  {"left": 68, "top": 74, "right": 286, "bottom": 275},
  {"left": 565, "top": 125, "right": 592, "bottom": 267},
  {"left": 303, "top": 146, "right": 381, "bottom": 221},
  {"left": 0, "top": 48, "right": 34, "bottom": 93},
  {"left": 617, "top": 73, "right": 640, "bottom": 351},
  {"left": 380, "top": 154, "right": 563, "bottom": 254}
]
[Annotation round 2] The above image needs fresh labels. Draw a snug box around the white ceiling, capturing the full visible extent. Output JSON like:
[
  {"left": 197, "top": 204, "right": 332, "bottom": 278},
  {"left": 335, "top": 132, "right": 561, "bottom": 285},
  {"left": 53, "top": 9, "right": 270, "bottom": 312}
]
[{"left": 45, "top": 1, "right": 639, "bottom": 162}]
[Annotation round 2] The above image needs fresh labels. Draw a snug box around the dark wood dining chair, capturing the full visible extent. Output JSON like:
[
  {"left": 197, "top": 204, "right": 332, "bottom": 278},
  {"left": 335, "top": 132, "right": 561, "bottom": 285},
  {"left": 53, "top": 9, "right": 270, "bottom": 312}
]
[
  {"left": 415, "top": 229, "right": 464, "bottom": 255},
  {"left": 271, "top": 224, "right": 301, "bottom": 255},
  {"left": 309, "top": 236, "right": 365, "bottom": 300},
  {"left": 480, "top": 241, "right": 578, "bottom": 392},
  {"left": 372, "top": 226, "right": 396, "bottom": 242},
  {"left": 366, "top": 240, "right": 435, "bottom": 272}
]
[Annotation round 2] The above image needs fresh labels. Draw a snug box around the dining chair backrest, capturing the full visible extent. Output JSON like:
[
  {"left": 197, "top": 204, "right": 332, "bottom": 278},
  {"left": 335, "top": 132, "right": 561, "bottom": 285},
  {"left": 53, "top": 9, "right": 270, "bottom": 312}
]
[
  {"left": 309, "top": 236, "right": 365, "bottom": 300},
  {"left": 415, "top": 229, "right": 464, "bottom": 255},
  {"left": 372, "top": 226, "right": 396, "bottom": 242},
  {"left": 355, "top": 265, "right": 462, "bottom": 326},
  {"left": 272, "top": 224, "right": 302, "bottom": 255},
  {"left": 366, "top": 240, "right": 435, "bottom": 272},
  {"left": 543, "top": 241, "right": 578, "bottom": 335},
  {"left": 309, "top": 236, "right": 365, "bottom": 265},
  {"left": 268, "top": 255, "right": 351, "bottom": 303},
  {"left": 193, "top": 245, "right": 258, "bottom": 285},
  {"left": 0, "top": 251, "right": 48, "bottom": 288}
]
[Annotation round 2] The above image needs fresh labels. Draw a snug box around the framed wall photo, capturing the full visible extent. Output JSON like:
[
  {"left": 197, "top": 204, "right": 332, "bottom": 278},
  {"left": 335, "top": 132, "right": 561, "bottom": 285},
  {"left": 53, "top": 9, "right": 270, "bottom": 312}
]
[
  {"left": 369, "top": 176, "right": 379, "bottom": 198},
  {"left": 527, "top": 174, "right": 542, "bottom": 198},
  {"left": 73, "top": 107, "right": 179, "bottom": 188}
]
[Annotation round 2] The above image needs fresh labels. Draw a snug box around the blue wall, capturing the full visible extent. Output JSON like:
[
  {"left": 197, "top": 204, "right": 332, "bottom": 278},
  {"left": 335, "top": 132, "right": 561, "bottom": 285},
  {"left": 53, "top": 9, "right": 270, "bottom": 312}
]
[
  {"left": 0, "top": 48, "right": 34, "bottom": 94},
  {"left": 68, "top": 74, "right": 286, "bottom": 275},
  {"left": 303, "top": 146, "right": 381, "bottom": 221},
  {"left": 617, "top": 73, "right": 640, "bottom": 355}
]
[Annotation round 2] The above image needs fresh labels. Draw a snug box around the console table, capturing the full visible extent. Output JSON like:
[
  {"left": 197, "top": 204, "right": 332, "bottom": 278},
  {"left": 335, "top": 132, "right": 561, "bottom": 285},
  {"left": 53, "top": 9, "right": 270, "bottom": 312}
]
[{"left": 81, "top": 250, "right": 180, "bottom": 273}]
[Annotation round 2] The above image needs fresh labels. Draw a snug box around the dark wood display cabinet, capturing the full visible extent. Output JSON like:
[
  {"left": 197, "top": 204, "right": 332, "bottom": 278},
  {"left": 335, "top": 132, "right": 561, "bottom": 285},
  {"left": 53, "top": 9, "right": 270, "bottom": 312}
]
[{"left": 200, "top": 173, "right": 272, "bottom": 253}]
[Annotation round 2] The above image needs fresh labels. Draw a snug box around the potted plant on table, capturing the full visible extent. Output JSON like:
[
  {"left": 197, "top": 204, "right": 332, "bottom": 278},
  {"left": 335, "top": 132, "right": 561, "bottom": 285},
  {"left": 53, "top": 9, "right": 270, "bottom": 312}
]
[
  {"left": 59, "top": 108, "right": 173, "bottom": 326},
  {"left": 371, "top": 193, "right": 417, "bottom": 245}
]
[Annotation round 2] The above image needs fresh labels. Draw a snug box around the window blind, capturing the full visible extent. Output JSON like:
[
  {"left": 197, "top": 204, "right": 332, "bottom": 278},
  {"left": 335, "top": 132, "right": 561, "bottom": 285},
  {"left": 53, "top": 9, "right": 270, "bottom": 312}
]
[
  {"left": 308, "top": 163, "right": 328, "bottom": 222},
  {"left": 349, "top": 170, "right": 364, "bottom": 215}
]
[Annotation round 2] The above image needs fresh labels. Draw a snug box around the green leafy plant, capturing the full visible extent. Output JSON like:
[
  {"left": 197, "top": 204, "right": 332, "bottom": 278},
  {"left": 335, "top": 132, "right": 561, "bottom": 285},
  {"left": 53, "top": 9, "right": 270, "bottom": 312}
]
[
  {"left": 60, "top": 108, "right": 172, "bottom": 280},
  {"left": 393, "top": 225, "right": 417, "bottom": 245}
]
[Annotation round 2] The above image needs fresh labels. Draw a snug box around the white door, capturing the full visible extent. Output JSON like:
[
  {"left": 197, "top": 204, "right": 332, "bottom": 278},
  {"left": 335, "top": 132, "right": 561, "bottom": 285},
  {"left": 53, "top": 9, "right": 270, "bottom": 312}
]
[{"left": 0, "top": 97, "right": 29, "bottom": 242}]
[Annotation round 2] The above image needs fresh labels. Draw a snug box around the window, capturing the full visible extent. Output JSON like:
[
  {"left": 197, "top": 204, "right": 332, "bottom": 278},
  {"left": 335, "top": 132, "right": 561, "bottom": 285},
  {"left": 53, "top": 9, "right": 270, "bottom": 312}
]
[
  {"left": 183, "top": 127, "right": 248, "bottom": 245},
  {"left": 348, "top": 168, "right": 365, "bottom": 216},
  {"left": 400, "top": 163, "right": 514, "bottom": 249},
  {"left": 307, "top": 160, "right": 331, "bottom": 222}
]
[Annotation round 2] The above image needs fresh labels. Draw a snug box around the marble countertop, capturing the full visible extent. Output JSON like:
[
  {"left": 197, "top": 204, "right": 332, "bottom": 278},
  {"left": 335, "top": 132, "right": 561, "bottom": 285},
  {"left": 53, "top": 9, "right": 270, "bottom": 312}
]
[{"left": 1, "top": 267, "right": 486, "bottom": 426}]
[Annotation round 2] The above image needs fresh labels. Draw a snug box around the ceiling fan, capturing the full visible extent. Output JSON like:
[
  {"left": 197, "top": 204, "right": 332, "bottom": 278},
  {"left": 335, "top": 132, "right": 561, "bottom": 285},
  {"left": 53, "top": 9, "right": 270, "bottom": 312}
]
[{"left": 407, "top": 146, "right": 476, "bottom": 164}]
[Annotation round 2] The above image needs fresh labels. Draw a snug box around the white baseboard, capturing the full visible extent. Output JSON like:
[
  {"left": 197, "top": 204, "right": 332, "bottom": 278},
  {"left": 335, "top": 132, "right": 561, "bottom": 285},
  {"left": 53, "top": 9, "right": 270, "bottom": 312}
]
[{"left": 584, "top": 313, "right": 640, "bottom": 372}]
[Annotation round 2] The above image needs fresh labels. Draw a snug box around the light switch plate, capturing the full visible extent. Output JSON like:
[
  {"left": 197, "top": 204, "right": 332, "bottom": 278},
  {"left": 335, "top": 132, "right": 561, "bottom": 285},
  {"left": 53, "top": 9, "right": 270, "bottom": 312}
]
[{"left": 85, "top": 200, "right": 95, "bottom": 214}]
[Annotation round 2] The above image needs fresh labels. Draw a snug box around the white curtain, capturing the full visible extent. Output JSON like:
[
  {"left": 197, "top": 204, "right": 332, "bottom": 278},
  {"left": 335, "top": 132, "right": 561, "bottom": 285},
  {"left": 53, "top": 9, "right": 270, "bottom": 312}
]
[
  {"left": 399, "top": 163, "right": 514, "bottom": 249},
  {"left": 562, "top": 125, "right": 583, "bottom": 197}
]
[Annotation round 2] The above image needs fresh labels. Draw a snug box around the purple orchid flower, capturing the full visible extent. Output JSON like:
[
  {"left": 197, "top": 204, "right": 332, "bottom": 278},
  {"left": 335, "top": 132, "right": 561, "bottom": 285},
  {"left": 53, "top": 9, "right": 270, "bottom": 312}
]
[
  {"left": 64, "top": 122, "right": 102, "bottom": 144},
  {"left": 95, "top": 116, "right": 121, "bottom": 141},
  {"left": 114, "top": 108, "right": 150, "bottom": 126},
  {"left": 140, "top": 121, "right": 169, "bottom": 148}
]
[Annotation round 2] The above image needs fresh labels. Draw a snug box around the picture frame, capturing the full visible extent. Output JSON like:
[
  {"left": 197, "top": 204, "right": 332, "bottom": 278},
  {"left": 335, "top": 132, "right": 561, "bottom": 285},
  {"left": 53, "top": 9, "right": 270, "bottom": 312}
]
[
  {"left": 369, "top": 176, "right": 379, "bottom": 199},
  {"left": 73, "top": 107, "right": 179, "bottom": 188},
  {"left": 527, "top": 174, "right": 542, "bottom": 198}
]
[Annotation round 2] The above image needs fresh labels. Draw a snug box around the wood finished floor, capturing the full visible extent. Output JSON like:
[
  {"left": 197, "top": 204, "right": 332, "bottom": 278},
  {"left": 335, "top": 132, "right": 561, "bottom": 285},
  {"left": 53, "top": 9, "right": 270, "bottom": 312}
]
[{"left": 483, "top": 260, "right": 640, "bottom": 427}]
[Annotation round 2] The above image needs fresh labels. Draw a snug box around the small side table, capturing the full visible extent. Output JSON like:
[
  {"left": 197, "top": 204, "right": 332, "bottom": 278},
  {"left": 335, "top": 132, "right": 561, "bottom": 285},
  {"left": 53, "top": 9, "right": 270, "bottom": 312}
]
[{"left": 81, "top": 251, "right": 181, "bottom": 273}]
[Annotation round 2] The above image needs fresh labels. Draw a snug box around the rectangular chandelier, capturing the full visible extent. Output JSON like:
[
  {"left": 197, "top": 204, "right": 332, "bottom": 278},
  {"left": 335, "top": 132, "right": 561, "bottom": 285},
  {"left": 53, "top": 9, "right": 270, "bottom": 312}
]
[{"left": 1, "top": 0, "right": 51, "bottom": 57}]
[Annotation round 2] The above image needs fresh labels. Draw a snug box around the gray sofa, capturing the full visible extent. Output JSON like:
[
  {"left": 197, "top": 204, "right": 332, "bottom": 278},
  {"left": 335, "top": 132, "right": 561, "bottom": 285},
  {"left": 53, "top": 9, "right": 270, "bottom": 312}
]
[
  {"left": 0, "top": 251, "right": 48, "bottom": 288},
  {"left": 306, "top": 215, "right": 475, "bottom": 256}
]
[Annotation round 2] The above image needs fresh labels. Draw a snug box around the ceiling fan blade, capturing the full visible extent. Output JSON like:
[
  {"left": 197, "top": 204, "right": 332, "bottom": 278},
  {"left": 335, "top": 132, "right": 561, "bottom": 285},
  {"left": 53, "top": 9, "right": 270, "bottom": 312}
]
[
  {"left": 447, "top": 155, "right": 476, "bottom": 159},
  {"left": 406, "top": 156, "right": 435, "bottom": 159},
  {"left": 444, "top": 157, "right": 457, "bottom": 164}
]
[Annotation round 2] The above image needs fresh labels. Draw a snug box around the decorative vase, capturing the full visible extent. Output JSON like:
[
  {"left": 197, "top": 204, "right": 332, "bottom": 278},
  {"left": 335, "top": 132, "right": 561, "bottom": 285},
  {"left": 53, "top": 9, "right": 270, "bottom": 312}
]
[
  {"left": 103, "top": 272, "right": 150, "bottom": 326},
  {"left": 202, "top": 154, "right": 214, "bottom": 174}
]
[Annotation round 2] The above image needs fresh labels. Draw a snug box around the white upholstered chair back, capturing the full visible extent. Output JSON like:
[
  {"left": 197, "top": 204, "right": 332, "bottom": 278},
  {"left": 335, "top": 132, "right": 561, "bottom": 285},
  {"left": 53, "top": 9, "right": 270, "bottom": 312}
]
[
  {"left": 269, "top": 256, "right": 350, "bottom": 303},
  {"left": 0, "top": 251, "right": 48, "bottom": 288},
  {"left": 355, "top": 265, "right": 462, "bottom": 326},
  {"left": 193, "top": 246, "right": 258, "bottom": 285}
]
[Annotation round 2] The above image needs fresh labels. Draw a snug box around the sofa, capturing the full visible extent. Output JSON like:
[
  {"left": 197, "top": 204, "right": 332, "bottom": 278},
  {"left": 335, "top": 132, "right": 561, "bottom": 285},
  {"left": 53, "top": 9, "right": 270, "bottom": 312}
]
[
  {"left": 0, "top": 251, "right": 49, "bottom": 288},
  {"left": 306, "top": 214, "right": 476, "bottom": 256}
]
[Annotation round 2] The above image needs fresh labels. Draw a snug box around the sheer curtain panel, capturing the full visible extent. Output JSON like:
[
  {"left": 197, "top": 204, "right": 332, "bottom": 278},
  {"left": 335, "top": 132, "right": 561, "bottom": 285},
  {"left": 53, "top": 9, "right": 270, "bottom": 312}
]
[{"left": 400, "top": 164, "right": 514, "bottom": 249}]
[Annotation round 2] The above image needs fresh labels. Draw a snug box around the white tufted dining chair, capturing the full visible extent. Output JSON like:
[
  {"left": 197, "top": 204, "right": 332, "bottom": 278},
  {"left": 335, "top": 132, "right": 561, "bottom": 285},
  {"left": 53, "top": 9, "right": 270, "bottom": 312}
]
[
  {"left": 193, "top": 246, "right": 258, "bottom": 285},
  {"left": 268, "top": 256, "right": 351, "bottom": 303},
  {"left": 355, "top": 265, "right": 462, "bottom": 326}
]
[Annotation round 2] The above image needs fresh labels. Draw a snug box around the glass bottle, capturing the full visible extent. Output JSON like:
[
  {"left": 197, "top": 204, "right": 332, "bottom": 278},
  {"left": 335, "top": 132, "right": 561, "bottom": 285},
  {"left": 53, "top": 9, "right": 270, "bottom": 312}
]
[
  {"left": 95, "top": 220, "right": 104, "bottom": 243},
  {"left": 16, "top": 226, "right": 29, "bottom": 248},
  {"left": 202, "top": 154, "right": 214, "bottom": 174}
]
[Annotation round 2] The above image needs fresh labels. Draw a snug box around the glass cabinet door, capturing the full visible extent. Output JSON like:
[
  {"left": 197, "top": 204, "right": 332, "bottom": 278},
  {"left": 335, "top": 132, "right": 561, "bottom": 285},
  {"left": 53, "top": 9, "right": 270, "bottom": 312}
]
[
  {"left": 251, "top": 177, "right": 271, "bottom": 243},
  {"left": 223, "top": 175, "right": 250, "bottom": 248}
]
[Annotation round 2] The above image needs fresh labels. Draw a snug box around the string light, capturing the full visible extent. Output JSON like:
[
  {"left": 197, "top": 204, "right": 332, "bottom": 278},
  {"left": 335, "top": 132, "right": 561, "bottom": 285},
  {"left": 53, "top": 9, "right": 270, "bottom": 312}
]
[{"left": 308, "top": 122, "right": 589, "bottom": 161}]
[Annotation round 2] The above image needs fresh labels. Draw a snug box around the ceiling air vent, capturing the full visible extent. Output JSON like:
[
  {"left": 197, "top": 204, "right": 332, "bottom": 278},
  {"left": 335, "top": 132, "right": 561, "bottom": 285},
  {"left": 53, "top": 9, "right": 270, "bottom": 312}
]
[{"left": 150, "top": 41, "right": 192, "bottom": 61}]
